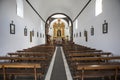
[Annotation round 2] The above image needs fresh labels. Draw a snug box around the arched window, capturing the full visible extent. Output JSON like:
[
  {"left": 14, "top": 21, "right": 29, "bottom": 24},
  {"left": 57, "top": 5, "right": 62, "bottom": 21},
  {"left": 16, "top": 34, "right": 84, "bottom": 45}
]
[
  {"left": 75, "top": 19, "right": 78, "bottom": 29},
  {"left": 95, "top": 0, "right": 103, "bottom": 16},
  {"left": 16, "top": 0, "right": 24, "bottom": 18}
]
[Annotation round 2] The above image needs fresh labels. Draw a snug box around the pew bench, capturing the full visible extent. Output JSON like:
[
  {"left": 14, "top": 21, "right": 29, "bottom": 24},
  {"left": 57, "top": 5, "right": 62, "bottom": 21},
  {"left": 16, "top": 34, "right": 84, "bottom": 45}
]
[
  {"left": 17, "top": 49, "right": 54, "bottom": 53},
  {"left": 69, "top": 56, "right": 120, "bottom": 63},
  {"left": 0, "top": 63, "right": 42, "bottom": 80},
  {"left": 8, "top": 52, "right": 52, "bottom": 58},
  {"left": 67, "top": 52, "right": 112, "bottom": 58},
  {"left": 73, "top": 64, "right": 120, "bottom": 80},
  {"left": 68, "top": 56, "right": 120, "bottom": 71},
  {"left": 0, "top": 56, "right": 51, "bottom": 70},
  {"left": 0, "top": 56, "right": 49, "bottom": 62},
  {"left": 67, "top": 50, "right": 102, "bottom": 54}
]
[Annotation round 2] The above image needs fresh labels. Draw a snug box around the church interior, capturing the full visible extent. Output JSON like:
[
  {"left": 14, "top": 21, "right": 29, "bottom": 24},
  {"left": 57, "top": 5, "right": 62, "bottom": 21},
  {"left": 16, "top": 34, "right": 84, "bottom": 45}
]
[{"left": 0, "top": 0, "right": 120, "bottom": 80}]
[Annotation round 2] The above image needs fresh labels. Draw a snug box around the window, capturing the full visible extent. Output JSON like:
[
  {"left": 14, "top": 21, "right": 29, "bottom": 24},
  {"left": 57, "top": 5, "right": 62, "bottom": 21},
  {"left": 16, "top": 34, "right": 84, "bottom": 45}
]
[
  {"left": 75, "top": 19, "right": 78, "bottom": 29},
  {"left": 16, "top": 0, "right": 24, "bottom": 18},
  {"left": 95, "top": 0, "right": 103, "bottom": 16},
  {"left": 41, "top": 20, "right": 43, "bottom": 30}
]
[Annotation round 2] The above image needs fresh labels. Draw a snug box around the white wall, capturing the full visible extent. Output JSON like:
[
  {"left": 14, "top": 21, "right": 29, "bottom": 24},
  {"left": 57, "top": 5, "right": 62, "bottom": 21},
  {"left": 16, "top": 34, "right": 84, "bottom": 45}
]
[
  {"left": 73, "top": 0, "right": 120, "bottom": 55},
  {"left": 0, "top": 0, "right": 45, "bottom": 55}
]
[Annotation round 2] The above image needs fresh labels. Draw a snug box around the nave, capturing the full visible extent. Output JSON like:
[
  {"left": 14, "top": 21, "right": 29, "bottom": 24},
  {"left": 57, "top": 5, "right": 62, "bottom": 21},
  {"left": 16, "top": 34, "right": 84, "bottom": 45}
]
[
  {"left": 0, "top": 0, "right": 120, "bottom": 80},
  {"left": 0, "top": 43, "right": 120, "bottom": 80}
]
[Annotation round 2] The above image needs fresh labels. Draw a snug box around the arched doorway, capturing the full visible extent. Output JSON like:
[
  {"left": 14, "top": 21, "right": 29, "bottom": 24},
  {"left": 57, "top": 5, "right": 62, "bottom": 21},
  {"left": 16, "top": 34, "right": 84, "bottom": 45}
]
[{"left": 45, "top": 13, "right": 73, "bottom": 45}]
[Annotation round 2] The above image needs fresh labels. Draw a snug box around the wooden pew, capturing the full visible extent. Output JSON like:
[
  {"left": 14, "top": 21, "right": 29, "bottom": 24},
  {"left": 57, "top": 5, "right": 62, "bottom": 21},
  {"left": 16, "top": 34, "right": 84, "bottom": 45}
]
[
  {"left": 67, "top": 50, "right": 102, "bottom": 53},
  {"left": 63, "top": 44, "right": 95, "bottom": 49},
  {"left": 0, "top": 56, "right": 50, "bottom": 63},
  {"left": 17, "top": 49, "right": 54, "bottom": 52},
  {"left": 69, "top": 56, "right": 120, "bottom": 64},
  {"left": 67, "top": 52, "right": 112, "bottom": 58},
  {"left": 70, "top": 56, "right": 120, "bottom": 61},
  {"left": 0, "top": 45, "right": 55, "bottom": 80},
  {"left": 0, "top": 63, "right": 41, "bottom": 80},
  {"left": 8, "top": 52, "right": 52, "bottom": 58},
  {"left": 68, "top": 56, "right": 120, "bottom": 71},
  {"left": 7, "top": 52, "right": 52, "bottom": 68},
  {"left": 63, "top": 44, "right": 120, "bottom": 80},
  {"left": 16, "top": 45, "right": 55, "bottom": 53},
  {"left": 73, "top": 64, "right": 120, "bottom": 80},
  {"left": 0, "top": 56, "right": 51, "bottom": 71}
]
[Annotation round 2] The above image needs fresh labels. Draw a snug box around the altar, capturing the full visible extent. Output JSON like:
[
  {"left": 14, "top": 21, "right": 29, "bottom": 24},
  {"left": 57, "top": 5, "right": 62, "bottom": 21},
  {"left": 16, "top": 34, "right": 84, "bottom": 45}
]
[{"left": 53, "top": 19, "right": 65, "bottom": 40}]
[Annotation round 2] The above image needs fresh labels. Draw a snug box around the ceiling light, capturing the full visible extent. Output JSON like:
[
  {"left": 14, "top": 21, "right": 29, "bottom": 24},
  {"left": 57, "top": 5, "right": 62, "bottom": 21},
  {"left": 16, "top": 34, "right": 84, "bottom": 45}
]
[{"left": 52, "top": 14, "right": 66, "bottom": 18}]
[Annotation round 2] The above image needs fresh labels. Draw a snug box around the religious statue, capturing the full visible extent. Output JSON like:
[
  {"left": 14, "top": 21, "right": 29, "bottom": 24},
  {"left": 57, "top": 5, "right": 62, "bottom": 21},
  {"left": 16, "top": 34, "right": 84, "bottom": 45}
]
[{"left": 57, "top": 29, "right": 61, "bottom": 37}]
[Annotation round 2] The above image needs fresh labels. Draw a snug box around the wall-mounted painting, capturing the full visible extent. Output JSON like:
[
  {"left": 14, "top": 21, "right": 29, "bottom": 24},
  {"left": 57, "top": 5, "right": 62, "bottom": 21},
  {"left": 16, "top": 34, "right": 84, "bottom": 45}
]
[
  {"left": 24, "top": 26, "right": 27, "bottom": 36},
  {"left": 102, "top": 20, "right": 108, "bottom": 34},
  {"left": 91, "top": 26, "right": 94, "bottom": 36},
  {"left": 32, "top": 30, "right": 34, "bottom": 37},
  {"left": 10, "top": 21, "right": 15, "bottom": 34},
  {"left": 37, "top": 32, "right": 39, "bottom": 37},
  {"left": 84, "top": 30, "right": 88, "bottom": 42},
  {"left": 79, "top": 32, "right": 81, "bottom": 37},
  {"left": 30, "top": 31, "right": 32, "bottom": 42}
]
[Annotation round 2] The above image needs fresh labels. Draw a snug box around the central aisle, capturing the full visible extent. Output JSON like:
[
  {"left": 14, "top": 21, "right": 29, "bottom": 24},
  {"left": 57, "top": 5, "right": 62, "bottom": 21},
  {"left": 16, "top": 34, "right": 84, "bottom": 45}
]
[
  {"left": 50, "top": 46, "right": 67, "bottom": 80},
  {"left": 45, "top": 46, "right": 73, "bottom": 80}
]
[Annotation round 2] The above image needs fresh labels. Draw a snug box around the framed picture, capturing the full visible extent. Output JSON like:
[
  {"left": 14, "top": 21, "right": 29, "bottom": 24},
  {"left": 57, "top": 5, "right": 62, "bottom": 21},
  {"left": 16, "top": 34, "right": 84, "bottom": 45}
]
[
  {"left": 24, "top": 26, "right": 27, "bottom": 36},
  {"left": 84, "top": 30, "right": 88, "bottom": 42},
  {"left": 91, "top": 26, "right": 94, "bottom": 36},
  {"left": 10, "top": 21, "right": 15, "bottom": 34},
  {"left": 32, "top": 30, "right": 34, "bottom": 37},
  {"left": 102, "top": 20, "right": 108, "bottom": 34},
  {"left": 30, "top": 31, "right": 32, "bottom": 42},
  {"left": 37, "top": 32, "right": 39, "bottom": 37},
  {"left": 76, "top": 33, "right": 78, "bottom": 37},
  {"left": 79, "top": 32, "right": 81, "bottom": 37}
]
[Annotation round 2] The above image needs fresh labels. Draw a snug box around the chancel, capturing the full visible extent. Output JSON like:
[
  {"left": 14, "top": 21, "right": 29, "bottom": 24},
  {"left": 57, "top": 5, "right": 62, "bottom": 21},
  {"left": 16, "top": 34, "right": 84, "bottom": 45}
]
[
  {"left": 0, "top": 0, "right": 120, "bottom": 80},
  {"left": 53, "top": 19, "right": 65, "bottom": 38}
]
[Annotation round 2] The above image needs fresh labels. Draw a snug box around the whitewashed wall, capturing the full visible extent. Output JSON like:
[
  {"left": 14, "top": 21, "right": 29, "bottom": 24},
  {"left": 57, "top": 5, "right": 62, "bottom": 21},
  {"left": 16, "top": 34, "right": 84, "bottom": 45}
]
[
  {"left": 0, "top": 0, "right": 45, "bottom": 55},
  {"left": 73, "top": 0, "right": 120, "bottom": 55}
]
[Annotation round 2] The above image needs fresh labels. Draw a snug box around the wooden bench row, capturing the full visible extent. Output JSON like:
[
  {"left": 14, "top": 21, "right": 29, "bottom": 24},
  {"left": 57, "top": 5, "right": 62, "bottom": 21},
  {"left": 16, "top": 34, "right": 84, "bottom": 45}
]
[
  {"left": 0, "top": 44, "right": 55, "bottom": 80},
  {"left": 67, "top": 50, "right": 103, "bottom": 53},
  {"left": 0, "top": 63, "right": 41, "bottom": 80},
  {"left": 62, "top": 44, "right": 120, "bottom": 80},
  {"left": 67, "top": 52, "right": 112, "bottom": 57},
  {"left": 0, "top": 56, "right": 49, "bottom": 62},
  {"left": 74, "top": 64, "right": 120, "bottom": 80},
  {"left": 16, "top": 45, "right": 55, "bottom": 52},
  {"left": 69, "top": 56, "right": 120, "bottom": 62},
  {"left": 68, "top": 56, "right": 120, "bottom": 70},
  {"left": 63, "top": 44, "right": 95, "bottom": 51},
  {"left": 7, "top": 52, "right": 52, "bottom": 58}
]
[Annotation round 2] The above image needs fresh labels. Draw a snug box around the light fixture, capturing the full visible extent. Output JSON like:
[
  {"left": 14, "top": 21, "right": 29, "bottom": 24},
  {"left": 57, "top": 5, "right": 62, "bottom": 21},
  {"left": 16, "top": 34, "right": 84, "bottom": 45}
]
[{"left": 52, "top": 14, "right": 66, "bottom": 18}]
